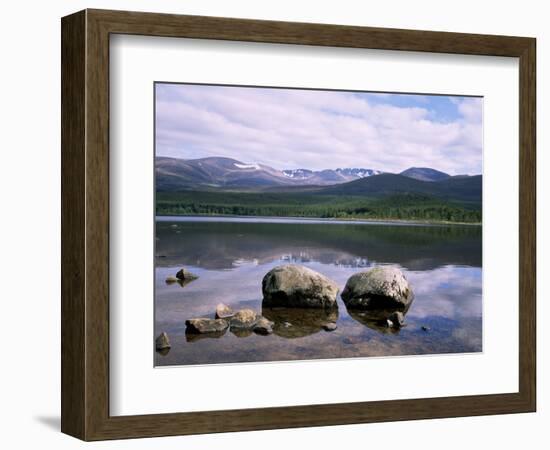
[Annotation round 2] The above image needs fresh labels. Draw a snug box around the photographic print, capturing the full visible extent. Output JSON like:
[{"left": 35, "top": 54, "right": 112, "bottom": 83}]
[{"left": 154, "top": 83, "right": 482, "bottom": 366}]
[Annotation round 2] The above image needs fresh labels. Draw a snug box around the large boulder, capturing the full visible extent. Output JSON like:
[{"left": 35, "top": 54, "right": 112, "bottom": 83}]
[
  {"left": 262, "top": 264, "right": 339, "bottom": 309},
  {"left": 341, "top": 266, "right": 413, "bottom": 310}
]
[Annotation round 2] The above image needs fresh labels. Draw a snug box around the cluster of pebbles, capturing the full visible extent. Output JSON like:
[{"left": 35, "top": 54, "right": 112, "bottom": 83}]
[{"left": 156, "top": 264, "right": 416, "bottom": 352}]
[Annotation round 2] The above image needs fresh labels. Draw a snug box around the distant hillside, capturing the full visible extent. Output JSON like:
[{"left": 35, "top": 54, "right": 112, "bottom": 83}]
[
  {"left": 400, "top": 167, "right": 451, "bottom": 182},
  {"left": 318, "top": 173, "right": 481, "bottom": 204},
  {"left": 155, "top": 156, "right": 482, "bottom": 223},
  {"left": 155, "top": 156, "right": 289, "bottom": 190},
  {"left": 156, "top": 156, "right": 382, "bottom": 191}
]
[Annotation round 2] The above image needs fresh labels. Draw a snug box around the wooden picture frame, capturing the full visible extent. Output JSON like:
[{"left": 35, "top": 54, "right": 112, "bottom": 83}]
[{"left": 61, "top": 9, "right": 536, "bottom": 441}]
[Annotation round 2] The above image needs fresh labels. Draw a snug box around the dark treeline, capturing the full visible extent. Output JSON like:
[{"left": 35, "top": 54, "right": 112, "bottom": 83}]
[{"left": 156, "top": 191, "right": 481, "bottom": 223}]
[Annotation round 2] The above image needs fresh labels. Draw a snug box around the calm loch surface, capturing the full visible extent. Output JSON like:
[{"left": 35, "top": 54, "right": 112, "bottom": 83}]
[{"left": 154, "top": 216, "right": 482, "bottom": 366}]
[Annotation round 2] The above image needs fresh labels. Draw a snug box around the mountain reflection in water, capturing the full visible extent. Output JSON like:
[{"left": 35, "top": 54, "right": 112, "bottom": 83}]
[{"left": 155, "top": 217, "right": 482, "bottom": 366}]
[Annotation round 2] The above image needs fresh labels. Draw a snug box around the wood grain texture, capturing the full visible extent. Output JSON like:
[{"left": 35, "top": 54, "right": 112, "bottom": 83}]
[
  {"left": 61, "top": 10, "right": 86, "bottom": 439},
  {"left": 61, "top": 9, "right": 537, "bottom": 441}
]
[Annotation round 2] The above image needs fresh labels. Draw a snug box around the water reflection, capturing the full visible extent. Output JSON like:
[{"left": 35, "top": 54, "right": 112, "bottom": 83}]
[
  {"left": 156, "top": 218, "right": 481, "bottom": 271},
  {"left": 165, "top": 277, "right": 196, "bottom": 288},
  {"left": 154, "top": 218, "right": 482, "bottom": 366},
  {"left": 262, "top": 307, "right": 339, "bottom": 338},
  {"left": 185, "top": 329, "right": 227, "bottom": 342},
  {"left": 347, "top": 306, "right": 411, "bottom": 334},
  {"left": 156, "top": 347, "right": 171, "bottom": 356}
]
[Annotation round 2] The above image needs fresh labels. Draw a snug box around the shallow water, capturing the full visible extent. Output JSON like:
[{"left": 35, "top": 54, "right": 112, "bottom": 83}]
[{"left": 154, "top": 217, "right": 482, "bottom": 366}]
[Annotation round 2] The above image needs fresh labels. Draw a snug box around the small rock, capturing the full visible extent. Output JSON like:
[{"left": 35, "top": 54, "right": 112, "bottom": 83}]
[
  {"left": 176, "top": 268, "right": 199, "bottom": 281},
  {"left": 155, "top": 332, "right": 171, "bottom": 350},
  {"left": 215, "top": 303, "right": 234, "bottom": 319},
  {"left": 165, "top": 276, "right": 179, "bottom": 284},
  {"left": 322, "top": 322, "right": 338, "bottom": 332},
  {"left": 185, "top": 318, "right": 229, "bottom": 334},
  {"left": 253, "top": 317, "right": 274, "bottom": 335},
  {"left": 389, "top": 311, "right": 405, "bottom": 328},
  {"left": 385, "top": 319, "right": 394, "bottom": 328},
  {"left": 421, "top": 325, "right": 430, "bottom": 332},
  {"left": 230, "top": 309, "right": 259, "bottom": 330}
]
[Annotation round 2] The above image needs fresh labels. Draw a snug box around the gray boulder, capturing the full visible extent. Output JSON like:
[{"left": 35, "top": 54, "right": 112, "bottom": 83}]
[
  {"left": 185, "top": 318, "right": 229, "bottom": 334},
  {"left": 262, "top": 264, "right": 339, "bottom": 309},
  {"left": 341, "top": 266, "right": 413, "bottom": 310}
]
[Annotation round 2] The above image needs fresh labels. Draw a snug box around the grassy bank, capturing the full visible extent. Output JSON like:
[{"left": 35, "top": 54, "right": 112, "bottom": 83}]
[{"left": 156, "top": 191, "right": 482, "bottom": 224}]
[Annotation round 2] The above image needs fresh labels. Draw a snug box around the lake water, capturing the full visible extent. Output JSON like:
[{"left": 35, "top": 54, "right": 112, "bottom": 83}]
[{"left": 154, "top": 216, "right": 482, "bottom": 366}]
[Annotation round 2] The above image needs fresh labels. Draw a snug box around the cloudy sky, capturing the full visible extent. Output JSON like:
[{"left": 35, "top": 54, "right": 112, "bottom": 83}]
[{"left": 155, "top": 83, "right": 482, "bottom": 175}]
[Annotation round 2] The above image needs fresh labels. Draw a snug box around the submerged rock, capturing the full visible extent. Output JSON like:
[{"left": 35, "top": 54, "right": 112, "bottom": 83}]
[
  {"left": 253, "top": 317, "right": 274, "bottom": 335},
  {"left": 262, "top": 264, "right": 339, "bottom": 309},
  {"left": 176, "top": 268, "right": 199, "bottom": 281},
  {"left": 322, "top": 322, "right": 338, "bottom": 332},
  {"left": 341, "top": 266, "right": 413, "bottom": 310},
  {"left": 185, "top": 318, "right": 229, "bottom": 334},
  {"left": 215, "top": 303, "right": 234, "bottom": 319},
  {"left": 155, "top": 332, "right": 171, "bottom": 350}
]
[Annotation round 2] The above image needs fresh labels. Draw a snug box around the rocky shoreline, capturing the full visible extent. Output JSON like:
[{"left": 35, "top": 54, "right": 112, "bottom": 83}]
[{"left": 157, "top": 264, "right": 415, "bottom": 352}]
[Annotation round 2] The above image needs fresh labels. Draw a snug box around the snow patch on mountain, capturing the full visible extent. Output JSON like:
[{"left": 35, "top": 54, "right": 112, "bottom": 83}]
[
  {"left": 284, "top": 167, "right": 381, "bottom": 180},
  {"left": 234, "top": 163, "right": 260, "bottom": 170},
  {"left": 335, "top": 168, "right": 382, "bottom": 178},
  {"left": 282, "top": 169, "right": 314, "bottom": 179}
]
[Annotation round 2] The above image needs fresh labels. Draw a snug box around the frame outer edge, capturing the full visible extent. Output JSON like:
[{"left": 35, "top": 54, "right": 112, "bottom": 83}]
[
  {"left": 518, "top": 38, "right": 536, "bottom": 411},
  {"left": 60, "top": 8, "right": 537, "bottom": 440},
  {"left": 61, "top": 10, "right": 87, "bottom": 440}
]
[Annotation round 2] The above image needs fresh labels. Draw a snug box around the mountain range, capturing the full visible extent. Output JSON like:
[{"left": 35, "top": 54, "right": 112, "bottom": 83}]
[
  {"left": 156, "top": 156, "right": 474, "bottom": 192},
  {"left": 156, "top": 156, "right": 482, "bottom": 222}
]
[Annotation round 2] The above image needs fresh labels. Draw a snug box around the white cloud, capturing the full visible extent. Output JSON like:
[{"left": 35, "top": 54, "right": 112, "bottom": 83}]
[{"left": 156, "top": 84, "right": 482, "bottom": 174}]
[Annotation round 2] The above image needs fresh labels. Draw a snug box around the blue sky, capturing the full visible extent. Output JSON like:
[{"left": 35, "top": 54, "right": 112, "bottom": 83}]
[{"left": 155, "top": 83, "right": 482, "bottom": 175}]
